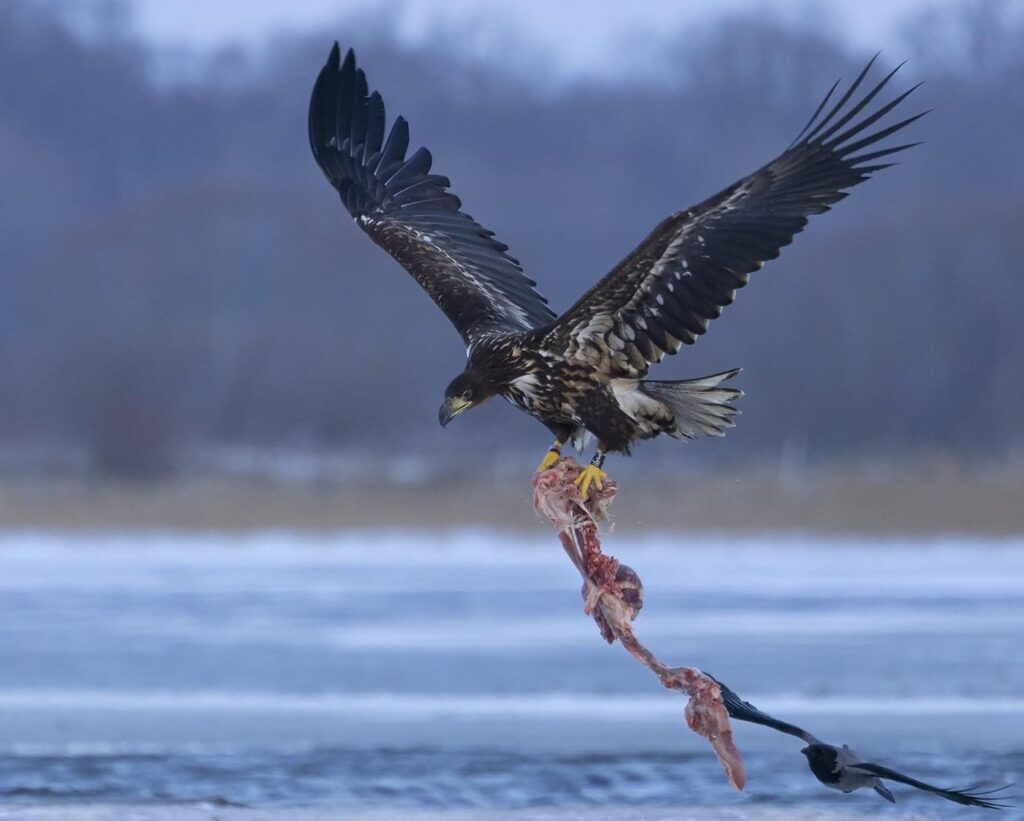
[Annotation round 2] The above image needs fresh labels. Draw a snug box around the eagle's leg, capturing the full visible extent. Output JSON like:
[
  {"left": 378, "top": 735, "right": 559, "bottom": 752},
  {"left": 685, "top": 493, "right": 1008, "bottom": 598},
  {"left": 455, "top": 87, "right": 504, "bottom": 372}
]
[
  {"left": 536, "top": 440, "right": 564, "bottom": 473},
  {"left": 574, "top": 449, "right": 608, "bottom": 497}
]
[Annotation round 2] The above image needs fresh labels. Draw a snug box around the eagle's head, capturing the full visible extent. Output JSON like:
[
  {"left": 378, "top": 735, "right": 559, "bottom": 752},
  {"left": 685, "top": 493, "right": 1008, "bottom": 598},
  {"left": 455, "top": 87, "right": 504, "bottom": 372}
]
[{"left": 439, "top": 368, "right": 495, "bottom": 427}]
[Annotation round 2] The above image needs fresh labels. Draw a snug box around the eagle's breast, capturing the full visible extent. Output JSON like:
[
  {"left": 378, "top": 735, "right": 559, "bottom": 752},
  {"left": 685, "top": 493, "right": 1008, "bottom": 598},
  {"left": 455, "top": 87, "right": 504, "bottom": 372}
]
[{"left": 499, "top": 346, "right": 579, "bottom": 424}]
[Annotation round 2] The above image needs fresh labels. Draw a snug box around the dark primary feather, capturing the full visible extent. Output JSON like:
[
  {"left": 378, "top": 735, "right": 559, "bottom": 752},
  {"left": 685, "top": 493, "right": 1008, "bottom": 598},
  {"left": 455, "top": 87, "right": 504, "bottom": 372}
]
[
  {"left": 548, "top": 55, "right": 925, "bottom": 378},
  {"left": 711, "top": 676, "right": 820, "bottom": 744},
  {"left": 309, "top": 44, "right": 556, "bottom": 343},
  {"left": 849, "top": 762, "right": 1014, "bottom": 810}
]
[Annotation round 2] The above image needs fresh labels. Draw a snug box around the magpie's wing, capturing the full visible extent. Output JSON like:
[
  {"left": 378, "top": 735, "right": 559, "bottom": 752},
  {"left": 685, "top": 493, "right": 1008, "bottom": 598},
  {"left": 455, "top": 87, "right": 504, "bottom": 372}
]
[
  {"left": 711, "top": 676, "right": 820, "bottom": 744},
  {"left": 850, "top": 762, "right": 1013, "bottom": 809},
  {"left": 310, "top": 45, "right": 556, "bottom": 345},
  {"left": 546, "top": 56, "right": 924, "bottom": 379}
]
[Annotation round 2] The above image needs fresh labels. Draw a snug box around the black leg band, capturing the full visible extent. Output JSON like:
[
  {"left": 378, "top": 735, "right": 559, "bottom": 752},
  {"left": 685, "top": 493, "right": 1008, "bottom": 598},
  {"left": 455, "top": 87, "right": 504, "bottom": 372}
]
[{"left": 590, "top": 451, "right": 606, "bottom": 469}]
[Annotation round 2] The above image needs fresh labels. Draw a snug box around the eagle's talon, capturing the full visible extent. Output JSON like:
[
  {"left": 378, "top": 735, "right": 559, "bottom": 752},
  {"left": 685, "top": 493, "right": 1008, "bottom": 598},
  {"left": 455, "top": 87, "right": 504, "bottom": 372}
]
[
  {"left": 574, "top": 464, "right": 607, "bottom": 497},
  {"left": 536, "top": 448, "right": 561, "bottom": 474}
]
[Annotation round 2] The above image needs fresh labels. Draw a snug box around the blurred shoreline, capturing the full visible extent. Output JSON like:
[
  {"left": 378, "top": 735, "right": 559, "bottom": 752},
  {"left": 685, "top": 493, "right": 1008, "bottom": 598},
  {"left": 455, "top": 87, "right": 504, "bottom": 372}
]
[{"left": 2, "top": 459, "right": 1021, "bottom": 534}]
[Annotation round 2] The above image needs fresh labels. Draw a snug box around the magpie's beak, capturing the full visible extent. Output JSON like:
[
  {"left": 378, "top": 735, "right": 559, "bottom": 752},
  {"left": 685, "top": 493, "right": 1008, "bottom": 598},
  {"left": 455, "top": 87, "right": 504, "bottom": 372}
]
[
  {"left": 439, "top": 397, "right": 470, "bottom": 427},
  {"left": 800, "top": 746, "right": 811, "bottom": 755}
]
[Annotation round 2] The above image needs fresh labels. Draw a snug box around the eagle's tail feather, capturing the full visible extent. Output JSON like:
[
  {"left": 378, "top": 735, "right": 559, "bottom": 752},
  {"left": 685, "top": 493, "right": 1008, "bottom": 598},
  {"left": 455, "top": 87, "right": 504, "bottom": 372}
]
[{"left": 641, "top": 368, "right": 742, "bottom": 440}]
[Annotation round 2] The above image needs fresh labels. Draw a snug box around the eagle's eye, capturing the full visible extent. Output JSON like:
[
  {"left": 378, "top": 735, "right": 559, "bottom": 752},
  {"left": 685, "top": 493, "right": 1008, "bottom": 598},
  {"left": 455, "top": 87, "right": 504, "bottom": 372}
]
[{"left": 460, "top": 389, "right": 473, "bottom": 401}]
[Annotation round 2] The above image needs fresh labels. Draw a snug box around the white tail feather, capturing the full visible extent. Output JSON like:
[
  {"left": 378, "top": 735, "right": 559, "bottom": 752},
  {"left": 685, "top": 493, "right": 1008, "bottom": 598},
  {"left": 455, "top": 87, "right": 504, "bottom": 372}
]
[{"left": 640, "top": 368, "right": 742, "bottom": 440}]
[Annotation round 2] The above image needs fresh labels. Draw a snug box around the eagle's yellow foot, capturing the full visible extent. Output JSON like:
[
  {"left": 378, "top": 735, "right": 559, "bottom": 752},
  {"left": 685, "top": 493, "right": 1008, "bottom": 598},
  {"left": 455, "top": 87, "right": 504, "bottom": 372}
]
[
  {"left": 574, "top": 464, "right": 607, "bottom": 497},
  {"left": 536, "top": 447, "right": 562, "bottom": 473}
]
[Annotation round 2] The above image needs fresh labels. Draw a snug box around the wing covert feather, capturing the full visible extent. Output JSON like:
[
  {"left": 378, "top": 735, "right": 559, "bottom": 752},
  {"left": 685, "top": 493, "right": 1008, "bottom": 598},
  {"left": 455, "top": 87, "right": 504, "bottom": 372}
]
[
  {"left": 548, "top": 56, "right": 925, "bottom": 378},
  {"left": 309, "top": 44, "right": 556, "bottom": 343}
]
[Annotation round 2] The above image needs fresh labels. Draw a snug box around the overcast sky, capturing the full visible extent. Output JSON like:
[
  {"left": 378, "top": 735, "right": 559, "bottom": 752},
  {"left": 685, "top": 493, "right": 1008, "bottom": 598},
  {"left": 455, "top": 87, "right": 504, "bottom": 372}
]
[{"left": 74, "top": 0, "right": 960, "bottom": 84}]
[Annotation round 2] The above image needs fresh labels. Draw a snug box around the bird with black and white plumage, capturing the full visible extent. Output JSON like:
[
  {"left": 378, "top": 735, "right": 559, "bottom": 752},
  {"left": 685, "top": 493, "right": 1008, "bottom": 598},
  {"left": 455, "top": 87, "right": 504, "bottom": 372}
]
[
  {"left": 309, "top": 45, "right": 925, "bottom": 495},
  {"left": 712, "top": 676, "right": 1013, "bottom": 809}
]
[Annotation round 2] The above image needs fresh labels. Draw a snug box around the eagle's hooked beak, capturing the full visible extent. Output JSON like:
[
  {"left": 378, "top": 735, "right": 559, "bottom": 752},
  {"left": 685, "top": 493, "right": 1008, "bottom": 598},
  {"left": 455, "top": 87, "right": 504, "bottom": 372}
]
[{"left": 439, "top": 397, "right": 471, "bottom": 427}]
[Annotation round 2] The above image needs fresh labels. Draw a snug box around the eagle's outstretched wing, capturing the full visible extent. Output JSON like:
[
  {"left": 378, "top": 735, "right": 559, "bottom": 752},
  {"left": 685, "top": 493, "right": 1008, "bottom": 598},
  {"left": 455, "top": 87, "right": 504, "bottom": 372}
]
[
  {"left": 547, "top": 56, "right": 925, "bottom": 378},
  {"left": 309, "top": 45, "right": 556, "bottom": 344}
]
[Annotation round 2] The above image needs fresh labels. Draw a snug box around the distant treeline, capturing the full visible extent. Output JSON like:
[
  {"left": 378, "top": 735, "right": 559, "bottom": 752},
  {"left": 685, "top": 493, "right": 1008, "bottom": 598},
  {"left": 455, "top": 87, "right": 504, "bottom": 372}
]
[{"left": 1, "top": 1, "right": 1022, "bottom": 475}]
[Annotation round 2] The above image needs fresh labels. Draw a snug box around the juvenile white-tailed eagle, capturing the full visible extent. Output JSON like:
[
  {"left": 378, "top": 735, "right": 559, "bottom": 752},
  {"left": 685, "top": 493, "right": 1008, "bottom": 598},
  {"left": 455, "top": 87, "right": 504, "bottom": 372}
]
[{"left": 309, "top": 45, "right": 923, "bottom": 494}]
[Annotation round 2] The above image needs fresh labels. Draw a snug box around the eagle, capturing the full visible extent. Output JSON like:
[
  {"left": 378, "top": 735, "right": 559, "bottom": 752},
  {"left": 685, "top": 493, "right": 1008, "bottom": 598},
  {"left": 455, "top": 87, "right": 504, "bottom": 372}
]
[{"left": 309, "top": 44, "right": 923, "bottom": 495}]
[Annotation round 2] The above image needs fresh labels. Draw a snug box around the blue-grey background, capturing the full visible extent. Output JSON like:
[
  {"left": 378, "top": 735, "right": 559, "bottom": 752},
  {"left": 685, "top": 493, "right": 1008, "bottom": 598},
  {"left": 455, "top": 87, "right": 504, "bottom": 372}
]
[
  {"left": 1, "top": 0, "right": 1023, "bottom": 472},
  {"left": 1, "top": 1, "right": 1022, "bottom": 818}
]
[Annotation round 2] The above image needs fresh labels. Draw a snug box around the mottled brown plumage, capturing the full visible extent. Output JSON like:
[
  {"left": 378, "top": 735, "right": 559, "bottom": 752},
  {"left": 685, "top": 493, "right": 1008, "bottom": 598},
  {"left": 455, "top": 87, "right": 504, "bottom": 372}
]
[{"left": 309, "top": 45, "right": 923, "bottom": 474}]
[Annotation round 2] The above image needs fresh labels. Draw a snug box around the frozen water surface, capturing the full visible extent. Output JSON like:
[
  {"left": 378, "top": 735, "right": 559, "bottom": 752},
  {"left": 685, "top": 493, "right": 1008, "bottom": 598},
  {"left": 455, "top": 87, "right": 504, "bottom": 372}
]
[{"left": 0, "top": 530, "right": 1021, "bottom": 818}]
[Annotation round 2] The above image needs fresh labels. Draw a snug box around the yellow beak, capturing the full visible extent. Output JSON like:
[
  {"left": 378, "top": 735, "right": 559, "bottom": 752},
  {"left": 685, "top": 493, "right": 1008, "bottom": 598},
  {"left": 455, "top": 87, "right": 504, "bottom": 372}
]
[{"left": 438, "top": 397, "right": 471, "bottom": 427}]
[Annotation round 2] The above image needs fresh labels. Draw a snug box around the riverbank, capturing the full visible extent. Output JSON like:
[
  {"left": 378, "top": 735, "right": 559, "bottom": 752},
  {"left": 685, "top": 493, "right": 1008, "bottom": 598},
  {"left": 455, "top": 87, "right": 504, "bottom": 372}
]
[{"left": 2, "top": 459, "right": 1022, "bottom": 534}]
